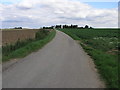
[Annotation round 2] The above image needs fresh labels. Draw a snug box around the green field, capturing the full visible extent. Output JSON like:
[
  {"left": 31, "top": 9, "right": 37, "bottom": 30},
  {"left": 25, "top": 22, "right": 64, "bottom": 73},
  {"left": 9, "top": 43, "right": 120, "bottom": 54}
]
[
  {"left": 2, "top": 30, "right": 56, "bottom": 62},
  {"left": 59, "top": 28, "right": 119, "bottom": 88}
]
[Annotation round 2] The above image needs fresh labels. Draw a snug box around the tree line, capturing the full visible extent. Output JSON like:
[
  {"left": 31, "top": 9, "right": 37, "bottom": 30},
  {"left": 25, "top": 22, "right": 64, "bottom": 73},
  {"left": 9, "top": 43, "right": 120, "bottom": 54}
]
[
  {"left": 12, "top": 25, "right": 93, "bottom": 29},
  {"left": 42, "top": 25, "right": 93, "bottom": 29}
]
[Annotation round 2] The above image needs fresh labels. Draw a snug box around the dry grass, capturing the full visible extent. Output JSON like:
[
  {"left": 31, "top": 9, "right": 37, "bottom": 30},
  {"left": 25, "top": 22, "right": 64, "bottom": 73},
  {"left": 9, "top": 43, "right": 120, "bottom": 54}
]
[{"left": 2, "top": 29, "right": 39, "bottom": 46}]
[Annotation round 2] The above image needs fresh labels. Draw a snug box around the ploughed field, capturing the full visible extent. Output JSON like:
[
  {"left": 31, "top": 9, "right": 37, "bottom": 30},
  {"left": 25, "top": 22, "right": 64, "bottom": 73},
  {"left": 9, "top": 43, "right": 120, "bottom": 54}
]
[{"left": 59, "top": 28, "right": 119, "bottom": 88}]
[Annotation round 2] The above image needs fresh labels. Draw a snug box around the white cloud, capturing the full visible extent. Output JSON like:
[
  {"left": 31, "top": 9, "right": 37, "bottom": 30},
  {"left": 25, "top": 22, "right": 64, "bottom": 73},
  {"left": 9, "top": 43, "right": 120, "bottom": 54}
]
[
  {"left": 16, "top": 2, "right": 33, "bottom": 9},
  {"left": 0, "top": 0, "right": 118, "bottom": 28}
]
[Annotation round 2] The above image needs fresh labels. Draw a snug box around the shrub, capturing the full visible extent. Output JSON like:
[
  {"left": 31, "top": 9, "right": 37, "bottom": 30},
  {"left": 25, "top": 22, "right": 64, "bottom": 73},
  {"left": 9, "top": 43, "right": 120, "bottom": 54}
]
[{"left": 35, "top": 29, "right": 49, "bottom": 40}]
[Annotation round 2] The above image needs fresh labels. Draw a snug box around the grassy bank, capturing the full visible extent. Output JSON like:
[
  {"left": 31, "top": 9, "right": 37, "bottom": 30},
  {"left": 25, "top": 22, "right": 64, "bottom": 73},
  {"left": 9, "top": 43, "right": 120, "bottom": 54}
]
[
  {"left": 59, "top": 28, "right": 119, "bottom": 88},
  {"left": 2, "top": 30, "right": 56, "bottom": 62}
]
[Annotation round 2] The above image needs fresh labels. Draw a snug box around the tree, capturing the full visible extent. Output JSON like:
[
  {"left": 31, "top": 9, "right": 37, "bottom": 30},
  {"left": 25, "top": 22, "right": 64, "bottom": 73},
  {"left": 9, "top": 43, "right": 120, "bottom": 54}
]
[
  {"left": 14, "top": 27, "right": 22, "bottom": 29},
  {"left": 63, "top": 25, "right": 68, "bottom": 28},
  {"left": 85, "top": 25, "right": 89, "bottom": 29},
  {"left": 90, "top": 27, "right": 93, "bottom": 29},
  {"left": 55, "top": 25, "right": 61, "bottom": 28}
]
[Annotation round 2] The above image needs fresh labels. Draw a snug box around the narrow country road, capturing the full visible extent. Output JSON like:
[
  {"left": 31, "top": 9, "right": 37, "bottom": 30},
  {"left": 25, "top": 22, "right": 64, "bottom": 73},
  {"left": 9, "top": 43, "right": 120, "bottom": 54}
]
[{"left": 3, "top": 30, "right": 104, "bottom": 88}]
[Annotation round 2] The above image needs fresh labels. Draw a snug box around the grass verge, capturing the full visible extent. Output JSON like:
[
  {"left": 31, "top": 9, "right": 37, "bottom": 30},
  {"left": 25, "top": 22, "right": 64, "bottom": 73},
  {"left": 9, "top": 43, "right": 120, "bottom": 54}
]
[
  {"left": 2, "top": 30, "right": 56, "bottom": 62},
  {"left": 80, "top": 43, "right": 118, "bottom": 88}
]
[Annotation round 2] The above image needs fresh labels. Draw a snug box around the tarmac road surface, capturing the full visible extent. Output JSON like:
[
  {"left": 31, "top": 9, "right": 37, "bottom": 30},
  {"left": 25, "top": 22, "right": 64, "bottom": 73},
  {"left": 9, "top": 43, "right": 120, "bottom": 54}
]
[{"left": 3, "top": 30, "right": 104, "bottom": 88}]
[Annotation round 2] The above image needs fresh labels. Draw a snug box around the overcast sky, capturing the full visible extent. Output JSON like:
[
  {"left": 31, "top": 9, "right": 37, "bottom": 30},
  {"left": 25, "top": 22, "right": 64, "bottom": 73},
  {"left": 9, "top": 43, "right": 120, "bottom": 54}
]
[{"left": 0, "top": 0, "right": 119, "bottom": 28}]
